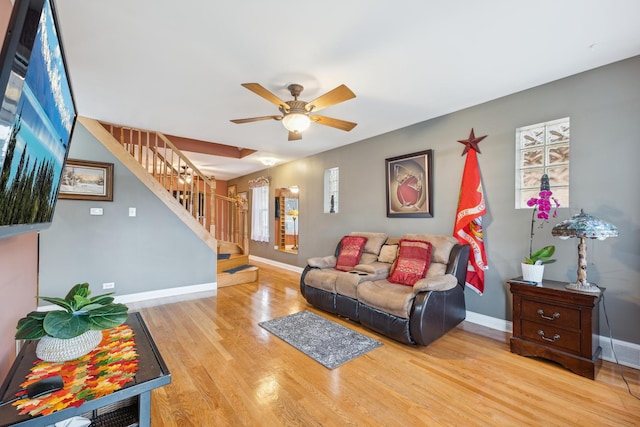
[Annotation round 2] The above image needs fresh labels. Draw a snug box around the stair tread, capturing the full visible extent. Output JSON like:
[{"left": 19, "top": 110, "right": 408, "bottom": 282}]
[
  {"left": 218, "top": 266, "right": 259, "bottom": 288},
  {"left": 223, "top": 264, "right": 255, "bottom": 274},
  {"left": 217, "top": 254, "right": 250, "bottom": 273}
]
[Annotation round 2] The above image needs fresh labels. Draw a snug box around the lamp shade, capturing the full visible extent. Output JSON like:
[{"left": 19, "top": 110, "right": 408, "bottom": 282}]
[
  {"left": 551, "top": 209, "right": 618, "bottom": 239},
  {"left": 282, "top": 113, "right": 310, "bottom": 133},
  {"left": 551, "top": 209, "right": 618, "bottom": 293}
]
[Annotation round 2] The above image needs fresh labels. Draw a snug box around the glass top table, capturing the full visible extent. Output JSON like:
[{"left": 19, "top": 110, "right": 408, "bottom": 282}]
[{"left": 0, "top": 312, "right": 170, "bottom": 427}]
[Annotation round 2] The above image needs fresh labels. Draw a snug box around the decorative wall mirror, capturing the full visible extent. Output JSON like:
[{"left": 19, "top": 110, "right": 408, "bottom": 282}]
[{"left": 275, "top": 186, "right": 299, "bottom": 254}]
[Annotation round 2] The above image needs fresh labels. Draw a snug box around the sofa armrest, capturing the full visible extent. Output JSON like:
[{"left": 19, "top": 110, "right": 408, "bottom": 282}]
[
  {"left": 445, "top": 244, "right": 470, "bottom": 288},
  {"left": 413, "top": 274, "right": 458, "bottom": 293},
  {"left": 307, "top": 256, "right": 337, "bottom": 269}
]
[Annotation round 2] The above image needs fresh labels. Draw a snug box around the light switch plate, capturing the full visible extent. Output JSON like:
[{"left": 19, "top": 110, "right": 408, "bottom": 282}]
[
  {"left": 90, "top": 208, "right": 103, "bottom": 216},
  {"left": 129, "top": 207, "right": 136, "bottom": 217}
]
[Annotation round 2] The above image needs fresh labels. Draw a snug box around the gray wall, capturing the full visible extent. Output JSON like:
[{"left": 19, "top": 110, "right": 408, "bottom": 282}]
[
  {"left": 233, "top": 56, "right": 640, "bottom": 344},
  {"left": 39, "top": 123, "right": 216, "bottom": 300}
]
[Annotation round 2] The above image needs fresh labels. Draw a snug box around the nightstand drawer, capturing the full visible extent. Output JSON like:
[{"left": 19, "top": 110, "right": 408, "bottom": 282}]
[
  {"left": 522, "top": 320, "right": 581, "bottom": 353},
  {"left": 509, "top": 279, "right": 603, "bottom": 379},
  {"left": 521, "top": 299, "right": 580, "bottom": 330}
]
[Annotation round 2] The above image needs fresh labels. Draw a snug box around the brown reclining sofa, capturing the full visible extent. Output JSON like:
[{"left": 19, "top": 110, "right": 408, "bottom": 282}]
[{"left": 300, "top": 232, "right": 470, "bottom": 346}]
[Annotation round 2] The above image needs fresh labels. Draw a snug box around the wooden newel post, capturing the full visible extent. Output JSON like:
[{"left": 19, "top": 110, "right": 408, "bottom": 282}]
[{"left": 240, "top": 197, "right": 249, "bottom": 255}]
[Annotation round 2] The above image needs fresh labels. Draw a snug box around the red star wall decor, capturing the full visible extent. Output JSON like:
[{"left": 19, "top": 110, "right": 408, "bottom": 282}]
[{"left": 458, "top": 128, "right": 487, "bottom": 155}]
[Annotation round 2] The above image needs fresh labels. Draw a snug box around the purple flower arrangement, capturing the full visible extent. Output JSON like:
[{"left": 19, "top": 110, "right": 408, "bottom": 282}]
[{"left": 525, "top": 174, "right": 559, "bottom": 265}]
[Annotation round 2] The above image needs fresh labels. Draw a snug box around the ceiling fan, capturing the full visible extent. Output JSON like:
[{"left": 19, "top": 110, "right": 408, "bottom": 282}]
[{"left": 230, "top": 83, "right": 357, "bottom": 141}]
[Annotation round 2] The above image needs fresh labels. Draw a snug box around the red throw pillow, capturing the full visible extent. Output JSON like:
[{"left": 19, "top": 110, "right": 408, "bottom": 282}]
[
  {"left": 335, "top": 236, "right": 368, "bottom": 271},
  {"left": 388, "top": 239, "right": 432, "bottom": 286}
]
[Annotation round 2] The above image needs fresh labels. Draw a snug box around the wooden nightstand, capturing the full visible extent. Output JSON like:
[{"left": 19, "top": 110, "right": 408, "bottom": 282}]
[{"left": 508, "top": 278, "right": 603, "bottom": 379}]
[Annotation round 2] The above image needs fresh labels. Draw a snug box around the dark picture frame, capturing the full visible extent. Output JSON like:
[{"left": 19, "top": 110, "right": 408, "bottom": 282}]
[
  {"left": 59, "top": 159, "right": 114, "bottom": 201},
  {"left": 385, "top": 149, "right": 433, "bottom": 218}
]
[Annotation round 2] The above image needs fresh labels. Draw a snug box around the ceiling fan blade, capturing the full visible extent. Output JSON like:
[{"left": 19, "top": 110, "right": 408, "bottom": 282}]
[
  {"left": 311, "top": 115, "right": 357, "bottom": 132},
  {"left": 288, "top": 131, "right": 302, "bottom": 141},
  {"left": 306, "top": 84, "right": 356, "bottom": 112},
  {"left": 241, "top": 83, "right": 287, "bottom": 107},
  {"left": 230, "top": 115, "right": 282, "bottom": 124}
]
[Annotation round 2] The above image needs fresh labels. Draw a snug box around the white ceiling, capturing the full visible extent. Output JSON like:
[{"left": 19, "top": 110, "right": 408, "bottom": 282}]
[{"left": 55, "top": 0, "right": 640, "bottom": 181}]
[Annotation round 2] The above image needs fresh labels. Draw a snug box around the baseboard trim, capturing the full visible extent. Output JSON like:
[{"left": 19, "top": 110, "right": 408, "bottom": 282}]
[
  {"left": 465, "top": 311, "right": 513, "bottom": 334},
  {"left": 465, "top": 310, "right": 640, "bottom": 370},
  {"left": 249, "top": 255, "right": 304, "bottom": 274},
  {"left": 38, "top": 282, "right": 217, "bottom": 311},
  {"left": 113, "top": 282, "right": 217, "bottom": 304},
  {"left": 599, "top": 336, "right": 640, "bottom": 370}
]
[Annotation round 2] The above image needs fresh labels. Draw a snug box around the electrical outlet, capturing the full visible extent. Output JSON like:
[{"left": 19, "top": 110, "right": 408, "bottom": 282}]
[{"left": 102, "top": 282, "right": 115, "bottom": 290}]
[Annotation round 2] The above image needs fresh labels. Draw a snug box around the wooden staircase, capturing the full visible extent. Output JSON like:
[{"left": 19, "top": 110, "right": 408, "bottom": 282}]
[
  {"left": 217, "top": 254, "right": 259, "bottom": 288},
  {"left": 79, "top": 116, "right": 258, "bottom": 287},
  {"left": 216, "top": 241, "right": 258, "bottom": 287}
]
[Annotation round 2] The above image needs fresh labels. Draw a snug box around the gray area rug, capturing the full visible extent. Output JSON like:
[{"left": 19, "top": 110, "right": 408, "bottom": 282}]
[{"left": 259, "top": 310, "right": 382, "bottom": 369}]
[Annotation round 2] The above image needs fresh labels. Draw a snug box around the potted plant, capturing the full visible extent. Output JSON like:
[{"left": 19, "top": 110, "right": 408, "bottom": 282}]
[
  {"left": 522, "top": 245, "right": 556, "bottom": 283},
  {"left": 522, "top": 174, "right": 559, "bottom": 283},
  {"left": 524, "top": 245, "right": 556, "bottom": 266},
  {"left": 15, "top": 283, "right": 128, "bottom": 362}
]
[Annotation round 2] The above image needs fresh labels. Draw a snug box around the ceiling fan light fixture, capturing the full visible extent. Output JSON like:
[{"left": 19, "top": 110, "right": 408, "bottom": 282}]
[
  {"left": 282, "top": 113, "right": 311, "bottom": 133},
  {"left": 233, "top": 82, "right": 356, "bottom": 139}
]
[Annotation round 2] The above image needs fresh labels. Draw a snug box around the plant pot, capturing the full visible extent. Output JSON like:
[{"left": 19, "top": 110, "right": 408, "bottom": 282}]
[
  {"left": 36, "top": 330, "right": 103, "bottom": 362},
  {"left": 521, "top": 263, "right": 544, "bottom": 284}
]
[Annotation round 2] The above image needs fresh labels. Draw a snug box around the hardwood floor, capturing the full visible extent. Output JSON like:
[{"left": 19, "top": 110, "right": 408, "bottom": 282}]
[{"left": 137, "top": 261, "right": 640, "bottom": 426}]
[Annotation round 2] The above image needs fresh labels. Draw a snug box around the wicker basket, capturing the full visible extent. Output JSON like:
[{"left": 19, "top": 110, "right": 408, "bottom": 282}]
[{"left": 36, "top": 330, "right": 103, "bottom": 362}]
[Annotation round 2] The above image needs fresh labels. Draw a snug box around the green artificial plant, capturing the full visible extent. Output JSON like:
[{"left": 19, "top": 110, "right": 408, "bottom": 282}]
[
  {"left": 15, "top": 283, "right": 128, "bottom": 340},
  {"left": 524, "top": 245, "right": 556, "bottom": 265}
]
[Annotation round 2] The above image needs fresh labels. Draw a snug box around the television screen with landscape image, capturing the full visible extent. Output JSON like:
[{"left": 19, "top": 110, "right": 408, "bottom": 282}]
[{"left": 0, "top": 0, "right": 76, "bottom": 239}]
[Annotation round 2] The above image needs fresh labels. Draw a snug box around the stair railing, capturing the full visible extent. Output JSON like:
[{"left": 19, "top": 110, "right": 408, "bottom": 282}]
[
  {"left": 98, "top": 122, "right": 248, "bottom": 253},
  {"left": 214, "top": 193, "right": 249, "bottom": 253}
]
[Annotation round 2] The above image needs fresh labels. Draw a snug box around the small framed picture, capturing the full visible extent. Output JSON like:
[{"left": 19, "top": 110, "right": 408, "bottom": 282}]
[
  {"left": 59, "top": 159, "right": 114, "bottom": 201},
  {"left": 228, "top": 185, "right": 237, "bottom": 198},
  {"left": 385, "top": 149, "right": 433, "bottom": 218}
]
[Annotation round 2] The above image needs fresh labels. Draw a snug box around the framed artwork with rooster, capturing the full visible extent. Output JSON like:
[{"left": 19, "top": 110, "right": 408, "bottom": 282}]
[{"left": 385, "top": 149, "right": 433, "bottom": 218}]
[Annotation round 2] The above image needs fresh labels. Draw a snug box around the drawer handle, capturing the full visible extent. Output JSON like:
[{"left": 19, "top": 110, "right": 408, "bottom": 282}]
[
  {"left": 538, "top": 330, "right": 560, "bottom": 342},
  {"left": 537, "top": 309, "right": 560, "bottom": 321}
]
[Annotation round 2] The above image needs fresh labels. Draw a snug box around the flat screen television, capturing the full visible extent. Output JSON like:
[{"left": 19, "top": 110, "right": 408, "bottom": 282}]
[{"left": 0, "top": 0, "right": 76, "bottom": 240}]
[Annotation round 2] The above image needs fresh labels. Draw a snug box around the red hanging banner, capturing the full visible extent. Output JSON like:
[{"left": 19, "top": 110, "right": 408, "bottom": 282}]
[{"left": 453, "top": 129, "right": 488, "bottom": 295}]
